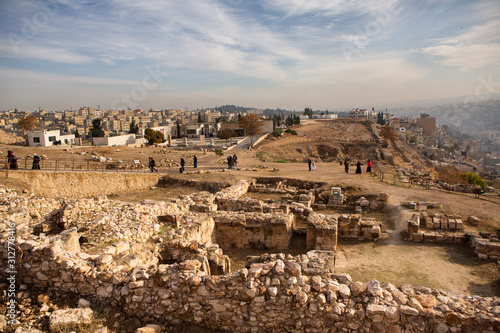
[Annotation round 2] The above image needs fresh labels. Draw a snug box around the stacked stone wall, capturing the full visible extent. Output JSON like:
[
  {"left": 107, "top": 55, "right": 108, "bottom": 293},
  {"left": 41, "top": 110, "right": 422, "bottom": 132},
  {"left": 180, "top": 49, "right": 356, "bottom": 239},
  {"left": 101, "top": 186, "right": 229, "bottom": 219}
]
[
  {"left": 3, "top": 238, "right": 499, "bottom": 332},
  {"left": 213, "top": 211, "right": 294, "bottom": 250}
]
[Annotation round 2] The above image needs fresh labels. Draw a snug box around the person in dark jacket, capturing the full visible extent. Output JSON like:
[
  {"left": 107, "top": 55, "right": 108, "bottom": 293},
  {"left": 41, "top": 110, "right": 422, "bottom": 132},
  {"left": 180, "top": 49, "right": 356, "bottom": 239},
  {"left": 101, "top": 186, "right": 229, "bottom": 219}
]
[
  {"left": 32, "top": 153, "right": 40, "bottom": 170},
  {"left": 355, "top": 161, "right": 362, "bottom": 174},
  {"left": 227, "top": 155, "right": 233, "bottom": 169},
  {"left": 148, "top": 157, "right": 158, "bottom": 172},
  {"left": 308, "top": 158, "right": 312, "bottom": 171},
  {"left": 180, "top": 157, "right": 185, "bottom": 172},
  {"left": 233, "top": 154, "right": 238, "bottom": 167},
  {"left": 344, "top": 158, "right": 349, "bottom": 173},
  {"left": 193, "top": 155, "right": 198, "bottom": 168}
]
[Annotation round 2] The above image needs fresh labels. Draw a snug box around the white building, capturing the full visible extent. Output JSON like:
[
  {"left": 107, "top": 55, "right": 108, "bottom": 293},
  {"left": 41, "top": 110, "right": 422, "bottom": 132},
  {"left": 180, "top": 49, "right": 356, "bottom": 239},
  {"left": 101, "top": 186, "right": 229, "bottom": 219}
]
[{"left": 27, "top": 130, "right": 76, "bottom": 147}]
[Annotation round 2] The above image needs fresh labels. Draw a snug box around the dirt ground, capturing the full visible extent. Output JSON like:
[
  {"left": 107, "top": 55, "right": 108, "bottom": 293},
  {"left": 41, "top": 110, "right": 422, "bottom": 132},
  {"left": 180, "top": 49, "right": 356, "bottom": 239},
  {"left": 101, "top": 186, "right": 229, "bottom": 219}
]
[{"left": 1, "top": 119, "right": 499, "bottom": 297}]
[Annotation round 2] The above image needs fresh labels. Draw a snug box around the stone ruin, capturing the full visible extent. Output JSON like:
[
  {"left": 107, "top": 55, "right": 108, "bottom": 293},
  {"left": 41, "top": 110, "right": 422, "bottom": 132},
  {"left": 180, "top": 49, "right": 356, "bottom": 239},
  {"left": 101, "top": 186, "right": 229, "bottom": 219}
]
[
  {"left": 407, "top": 212, "right": 500, "bottom": 261},
  {"left": 1, "top": 178, "right": 499, "bottom": 332}
]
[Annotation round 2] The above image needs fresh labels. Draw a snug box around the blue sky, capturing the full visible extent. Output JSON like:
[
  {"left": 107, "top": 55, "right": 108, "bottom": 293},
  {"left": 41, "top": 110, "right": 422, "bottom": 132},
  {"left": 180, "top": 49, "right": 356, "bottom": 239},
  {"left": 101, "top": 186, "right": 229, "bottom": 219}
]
[{"left": 0, "top": 0, "right": 499, "bottom": 111}]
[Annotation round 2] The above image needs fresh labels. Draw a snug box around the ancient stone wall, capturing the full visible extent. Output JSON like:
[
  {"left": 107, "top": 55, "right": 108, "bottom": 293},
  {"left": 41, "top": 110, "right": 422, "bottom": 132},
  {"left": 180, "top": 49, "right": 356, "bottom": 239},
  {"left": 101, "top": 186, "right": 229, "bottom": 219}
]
[
  {"left": 2, "top": 184, "right": 499, "bottom": 332},
  {"left": 213, "top": 211, "right": 294, "bottom": 250},
  {"left": 407, "top": 212, "right": 500, "bottom": 260},
  {"left": 5, "top": 171, "right": 161, "bottom": 198}
]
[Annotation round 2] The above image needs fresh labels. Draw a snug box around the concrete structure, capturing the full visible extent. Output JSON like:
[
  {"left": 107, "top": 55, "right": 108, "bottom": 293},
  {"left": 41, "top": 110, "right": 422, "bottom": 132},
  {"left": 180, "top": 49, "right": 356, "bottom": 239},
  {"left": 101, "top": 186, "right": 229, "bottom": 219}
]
[
  {"left": 27, "top": 130, "right": 75, "bottom": 147},
  {"left": 415, "top": 113, "right": 436, "bottom": 136},
  {"left": 92, "top": 134, "right": 138, "bottom": 146}
]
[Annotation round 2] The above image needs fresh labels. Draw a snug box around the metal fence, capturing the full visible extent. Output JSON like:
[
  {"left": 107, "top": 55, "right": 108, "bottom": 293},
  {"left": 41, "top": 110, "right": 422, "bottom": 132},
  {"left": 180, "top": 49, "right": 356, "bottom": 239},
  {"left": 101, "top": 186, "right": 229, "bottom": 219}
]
[{"left": 4, "top": 157, "right": 179, "bottom": 174}]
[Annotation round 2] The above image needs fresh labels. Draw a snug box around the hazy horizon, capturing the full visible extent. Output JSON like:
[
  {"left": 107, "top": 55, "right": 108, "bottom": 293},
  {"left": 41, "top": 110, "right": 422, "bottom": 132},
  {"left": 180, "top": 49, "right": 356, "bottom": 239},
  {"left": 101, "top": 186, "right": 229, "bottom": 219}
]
[{"left": 1, "top": 0, "right": 499, "bottom": 111}]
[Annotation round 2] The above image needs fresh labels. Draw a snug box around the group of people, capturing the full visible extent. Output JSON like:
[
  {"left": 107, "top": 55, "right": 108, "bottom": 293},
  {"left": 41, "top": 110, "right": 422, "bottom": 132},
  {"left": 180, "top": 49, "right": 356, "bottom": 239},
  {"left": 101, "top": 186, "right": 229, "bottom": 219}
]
[
  {"left": 6, "top": 150, "right": 40, "bottom": 170},
  {"left": 307, "top": 158, "right": 316, "bottom": 171},
  {"left": 227, "top": 154, "right": 237, "bottom": 169},
  {"left": 343, "top": 158, "right": 372, "bottom": 174},
  {"left": 148, "top": 155, "right": 199, "bottom": 173}
]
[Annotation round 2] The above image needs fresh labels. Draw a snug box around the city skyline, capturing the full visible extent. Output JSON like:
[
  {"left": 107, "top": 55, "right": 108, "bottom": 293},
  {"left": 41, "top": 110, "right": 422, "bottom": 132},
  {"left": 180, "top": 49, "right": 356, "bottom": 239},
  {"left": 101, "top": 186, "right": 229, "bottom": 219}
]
[{"left": 1, "top": 0, "right": 499, "bottom": 111}]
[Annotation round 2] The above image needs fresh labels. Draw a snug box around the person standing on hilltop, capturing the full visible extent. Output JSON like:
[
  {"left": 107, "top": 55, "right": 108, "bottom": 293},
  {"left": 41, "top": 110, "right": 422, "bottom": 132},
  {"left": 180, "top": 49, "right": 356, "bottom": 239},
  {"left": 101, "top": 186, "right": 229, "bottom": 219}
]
[
  {"left": 180, "top": 156, "right": 185, "bottom": 173},
  {"left": 32, "top": 153, "right": 40, "bottom": 170},
  {"left": 233, "top": 154, "right": 238, "bottom": 167},
  {"left": 344, "top": 158, "right": 349, "bottom": 173},
  {"left": 7, "top": 150, "right": 18, "bottom": 170},
  {"left": 148, "top": 157, "right": 158, "bottom": 173},
  {"left": 366, "top": 159, "right": 372, "bottom": 173},
  {"left": 193, "top": 155, "right": 197, "bottom": 168},
  {"left": 355, "top": 161, "right": 362, "bottom": 174}
]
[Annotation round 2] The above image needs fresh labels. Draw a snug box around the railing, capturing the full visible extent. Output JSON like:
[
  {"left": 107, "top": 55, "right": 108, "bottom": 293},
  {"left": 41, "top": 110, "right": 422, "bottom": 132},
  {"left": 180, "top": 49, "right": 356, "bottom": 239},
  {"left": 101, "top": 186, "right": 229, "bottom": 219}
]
[
  {"left": 371, "top": 165, "right": 413, "bottom": 188},
  {"left": 3, "top": 157, "right": 179, "bottom": 174}
]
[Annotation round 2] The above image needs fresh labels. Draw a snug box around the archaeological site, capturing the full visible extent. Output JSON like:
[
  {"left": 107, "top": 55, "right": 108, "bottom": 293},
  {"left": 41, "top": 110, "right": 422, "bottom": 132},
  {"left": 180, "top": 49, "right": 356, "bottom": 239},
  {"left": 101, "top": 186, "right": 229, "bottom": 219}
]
[{"left": 1, "top": 168, "right": 499, "bottom": 332}]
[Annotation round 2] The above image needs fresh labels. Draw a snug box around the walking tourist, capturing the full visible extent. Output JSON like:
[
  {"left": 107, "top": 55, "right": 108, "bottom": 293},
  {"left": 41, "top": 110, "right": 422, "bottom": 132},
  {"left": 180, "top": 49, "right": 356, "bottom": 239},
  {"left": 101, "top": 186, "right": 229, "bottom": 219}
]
[
  {"left": 193, "top": 155, "right": 198, "bottom": 168},
  {"left": 32, "top": 153, "right": 40, "bottom": 170},
  {"left": 148, "top": 157, "right": 158, "bottom": 173},
  {"left": 355, "top": 161, "right": 362, "bottom": 174},
  {"left": 366, "top": 159, "right": 372, "bottom": 173}
]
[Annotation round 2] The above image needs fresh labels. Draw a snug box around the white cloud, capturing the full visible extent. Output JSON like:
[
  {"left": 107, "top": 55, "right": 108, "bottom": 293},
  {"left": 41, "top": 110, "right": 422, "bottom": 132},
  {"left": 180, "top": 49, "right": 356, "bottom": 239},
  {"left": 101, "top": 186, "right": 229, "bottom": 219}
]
[
  {"left": 423, "top": 19, "right": 500, "bottom": 70},
  {"left": 262, "top": 0, "right": 403, "bottom": 17}
]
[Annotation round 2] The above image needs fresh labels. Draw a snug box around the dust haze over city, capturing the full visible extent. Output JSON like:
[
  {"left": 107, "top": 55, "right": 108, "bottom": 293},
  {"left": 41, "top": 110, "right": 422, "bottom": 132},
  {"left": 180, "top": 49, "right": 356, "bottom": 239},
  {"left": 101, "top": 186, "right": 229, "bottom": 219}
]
[{"left": 1, "top": 1, "right": 500, "bottom": 333}]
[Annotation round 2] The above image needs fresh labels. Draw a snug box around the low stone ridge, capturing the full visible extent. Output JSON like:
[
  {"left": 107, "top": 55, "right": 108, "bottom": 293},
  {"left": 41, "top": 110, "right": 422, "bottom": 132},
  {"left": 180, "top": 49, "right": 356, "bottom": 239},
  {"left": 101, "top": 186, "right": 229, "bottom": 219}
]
[
  {"left": 1, "top": 183, "right": 499, "bottom": 332},
  {"left": 407, "top": 212, "right": 500, "bottom": 260}
]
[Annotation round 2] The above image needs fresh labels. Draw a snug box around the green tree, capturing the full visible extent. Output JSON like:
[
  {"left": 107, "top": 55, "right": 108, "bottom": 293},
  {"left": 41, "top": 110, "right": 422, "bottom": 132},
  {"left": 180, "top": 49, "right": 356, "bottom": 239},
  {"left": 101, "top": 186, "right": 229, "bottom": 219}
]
[
  {"left": 376, "top": 112, "right": 386, "bottom": 125},
  {"left": 198, "top": 112, "right": 203, "bottom": 123},
  {"left": 144, "top": 128, "right": 165, "bottom": 145},
  {"left": 304, "top": 107, "right": 313, "bottom": 119},
  {"left": 91, "top": 118, "right": 105, "bottom": 137},
  {"left": 129, "top": 117, "right": 139, "bottom": 134},
  {"left": 217, "top": 128, "right": 237, "bottom": 146},
  {"left": 74, "top": 129, "right": 81, "bottom": 138},
  {"left": 460, "top": 172, "right": 487, "bottom": 189}
]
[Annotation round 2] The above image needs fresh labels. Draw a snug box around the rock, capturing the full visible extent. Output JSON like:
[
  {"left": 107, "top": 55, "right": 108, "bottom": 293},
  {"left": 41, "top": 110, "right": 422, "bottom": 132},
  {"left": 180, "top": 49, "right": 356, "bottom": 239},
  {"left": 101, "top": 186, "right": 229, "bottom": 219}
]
[
  {"left": 467, "top": 216, "right": 480, "bottom": 226},
  {"left": 49, "top": 308, "right": 93, "bottom": 332},
  {"left": 296, "top": 291, "right": 308, "bottom": 305},
  {"left": 349, "top": 281, "right": 366, "bottom": 296},
  {"left": 378, "top": 193, "right": 389, "bottom": 202},
  {"left": 77, "top": 298, "right": 91, "bottom": 308},
  {"left": 366, "top": 280, "right": 382, "bottom": 296},
  {"left": 15, "top": 328, "right": 43, "bottom": 333},
  {"left": 136, "top": 324, "right": 162, "bottom": 333},
  {"left": 399, "top": 305, "right": 419, "bottom": 316},
  {"left": 338, "top": 284, "right": 351, "bottom": 298},
  {"left": 285, "top": 262, "right": 302, "bottom": 277}
]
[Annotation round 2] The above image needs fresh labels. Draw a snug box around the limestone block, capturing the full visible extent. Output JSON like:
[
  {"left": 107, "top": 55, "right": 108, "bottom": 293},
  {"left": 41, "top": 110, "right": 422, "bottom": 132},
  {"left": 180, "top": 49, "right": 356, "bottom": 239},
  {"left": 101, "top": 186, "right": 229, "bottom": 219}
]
[
  {"left": 456, "top": 219, "right": 464, "bottom": 230},
  {"left": 467, "top": 216, "right": 480, "bottom": 226},
  {"left": 448, "top": 219, "right": 456, "bottom": 230},
  {"left": 49, "top": 308, "right": 93, "bottom": 332}
]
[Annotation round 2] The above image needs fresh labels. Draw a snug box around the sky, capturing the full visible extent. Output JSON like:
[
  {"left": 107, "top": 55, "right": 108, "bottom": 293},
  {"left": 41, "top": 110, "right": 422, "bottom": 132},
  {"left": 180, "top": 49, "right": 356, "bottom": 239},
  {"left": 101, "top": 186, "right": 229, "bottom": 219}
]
[{"left": 0, "top": 0, "right": 499, "bottom": 111}]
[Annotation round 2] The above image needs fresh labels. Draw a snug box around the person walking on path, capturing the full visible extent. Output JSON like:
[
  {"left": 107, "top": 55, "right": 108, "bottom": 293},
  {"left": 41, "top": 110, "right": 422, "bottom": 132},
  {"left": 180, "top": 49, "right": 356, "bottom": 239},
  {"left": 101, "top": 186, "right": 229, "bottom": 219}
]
[
  {"left": 180, "top": 157, "right": 185, "bottom": 173},
  {"left": 227, "top": 155, "right": 233, "bottom": 169},
  {"left": 148, "top": 157, "right": 158, "bottom": 173},
  {"left": 344, "top": 158, "right": 349, "bottom": 173},
  {"left": 311, "top": 159, "right": 316, "bottom": 171},
  {"left": 32, "top": 153, "right": 40, "bottom": 170},
  {"left": 233, "top": 154, "right": 238, "bottom": 167},
  {"left": 308, "top": 158, "right": 312, "bottom": 171},
  {"left": 366, "top": 159, "right": 372, "bottom": 173},
  {"left": 7, "top": 150, "right": 18, "bottom": 170},
  {"left": 193, "top": 155, "right": 197, "bottom": 168},
  {"left": 355, "top": 161, "right": 362, "bottom": 174}
]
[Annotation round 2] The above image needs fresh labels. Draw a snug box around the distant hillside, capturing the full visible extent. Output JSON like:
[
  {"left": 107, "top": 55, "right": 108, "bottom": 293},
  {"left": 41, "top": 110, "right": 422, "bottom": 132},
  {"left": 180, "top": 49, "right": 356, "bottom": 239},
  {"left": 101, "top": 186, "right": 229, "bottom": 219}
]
[
  {"left": 214, "top": 105, "right": 254, "bottom": 113},
  {"left": 388, "top": 99, "right": 500, "bottom": 133}
]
